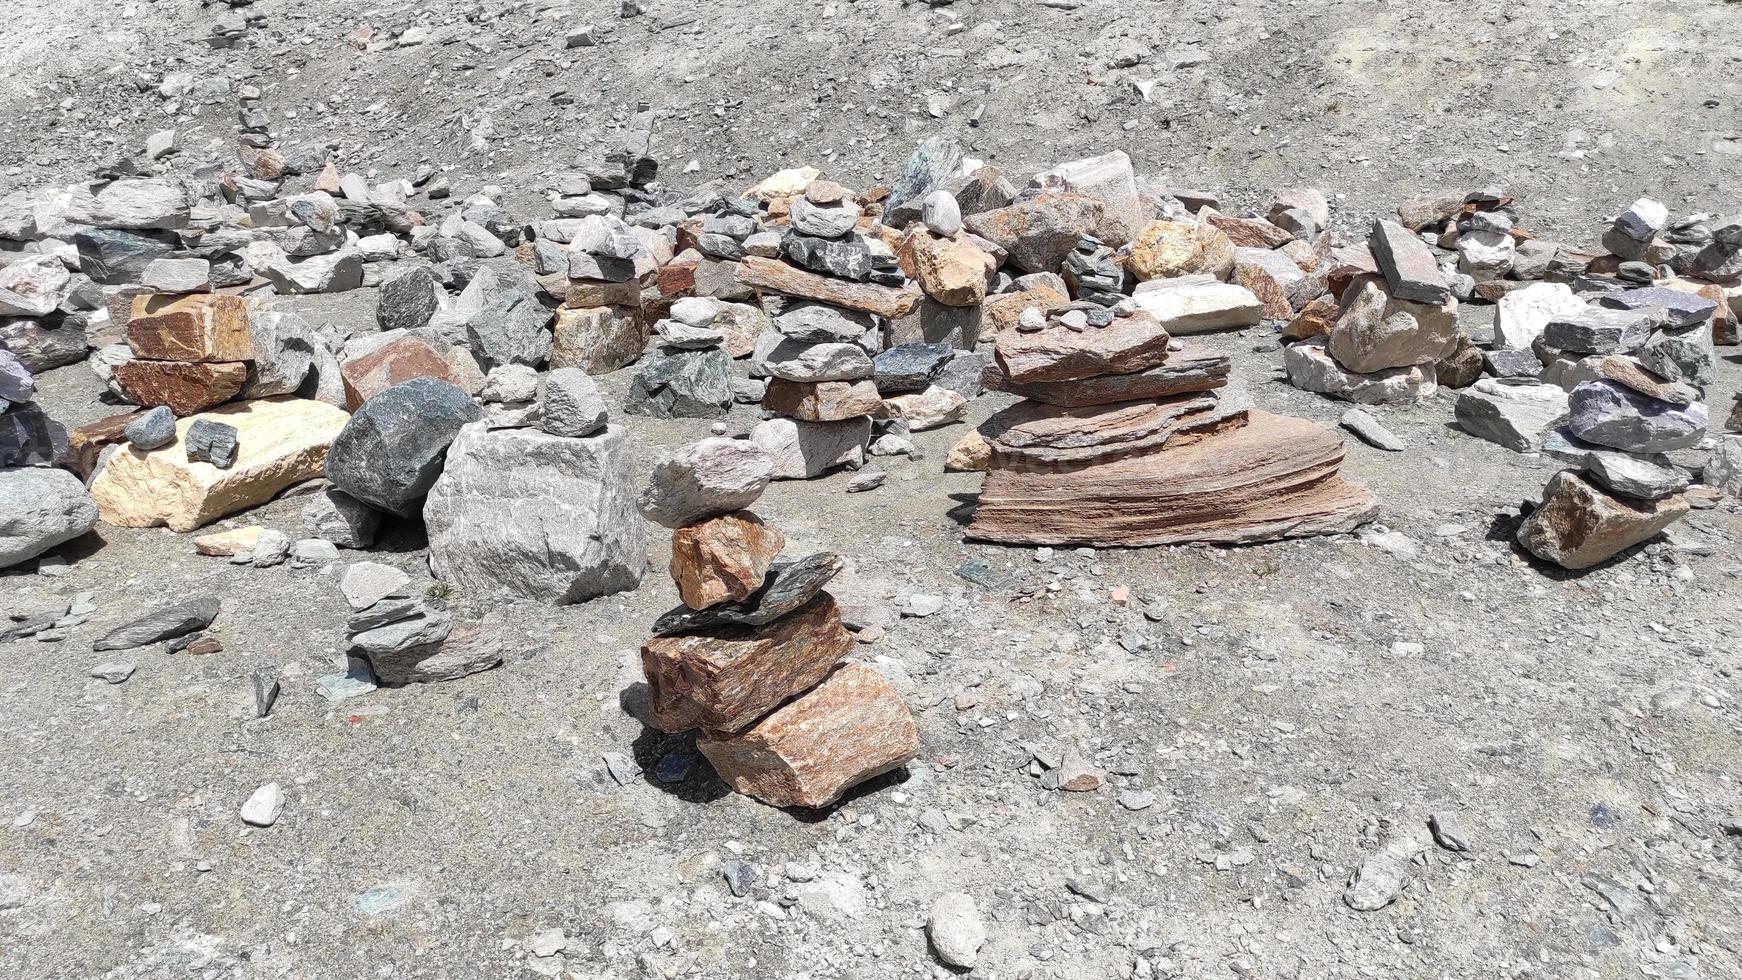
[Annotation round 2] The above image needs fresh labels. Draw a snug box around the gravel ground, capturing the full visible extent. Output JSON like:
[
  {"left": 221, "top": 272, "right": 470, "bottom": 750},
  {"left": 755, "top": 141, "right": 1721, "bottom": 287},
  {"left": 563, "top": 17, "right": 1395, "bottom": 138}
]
[{"left": 4, "top": 301, "right": 1740, "bottom": 978}]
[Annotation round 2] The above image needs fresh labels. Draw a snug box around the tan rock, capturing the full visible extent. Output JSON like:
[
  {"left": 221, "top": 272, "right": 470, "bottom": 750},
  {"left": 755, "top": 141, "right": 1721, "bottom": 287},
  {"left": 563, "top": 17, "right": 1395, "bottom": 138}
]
[
  {"left": 1282, "top": 295, "right": 1339, "bottom": 340},
  {"left": 1128, "top": 220, "right": 1235, "bottom": 281},
  {"left": 880, "top": 386, "right": 968, "bottom": 431},
  {"left": 1516, "top": 470, "right": 1688, "bottom": 570},
  {"left": 736, "top": 256, "right": 921, "bottom": 318},
  {"left": 112, "top": 360, "right": 248, "bottom": 414},
  {"left": 968, "top": 410, "right": 1377, "bottom": 547},
  {"left": 643, "top": 594, "right": 852, "bottom": 734},
  {"left": 697, "top": 661, "right": 919, "bottom": 808},
  {"left": 946, "top": 430, "right": 992, "bottom": 472},
  {"left": 1130, "top": 280, "right": 1265, "bottom": 334},
  {"left": 914, "top": 235, "right": 992, "bottom": 308},
  {"left": 192, "top": 525, "right": 264, "bottom": 556},
  {"left": 340, "top": 335, "right": 457, "bottom": 410},
  {"left": 90, "top": 397, "right": 350, "bottom": 532},
  {"left": 552, "top": 304, "right": 650, "bottom": 375},
  {"left": 981, "top": 285, "right": 1067, "bottom": 336},
  {"left": 994, "top": 311, "right": 1171, "bottom": 384},
  {"left": 1327, "top": 275, "right": 1459, "bottom": 373},
  {"left": 669, "top": 511, "right": 785, "bottom": 609},
  {"left": 565, "top": 278, "right": 644, "bottom": 309},
  {"left": 127, "top": 294, "right": 254, "bottom": 362},
  {"left": 762, "top": 378, "right": 882, "bottom": 422}
]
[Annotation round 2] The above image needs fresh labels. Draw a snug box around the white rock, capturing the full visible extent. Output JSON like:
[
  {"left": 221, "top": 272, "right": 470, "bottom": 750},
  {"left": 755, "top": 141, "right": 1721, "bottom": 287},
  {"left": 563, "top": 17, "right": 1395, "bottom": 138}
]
[
  {"left": 1130, "top": 280, "right": 1264, "bottom": 334},
  {"left": 141, "top": 257, "right": 211, "bottom": 293},
  {"left": 240, "top": 783, "right": 284, "bottom": 827},
  {"left": 926, "top": 891, "right": 987, "bottom": 968},
  {"left": 340, "top": 562, "right": 412, "bottom": 611},
  {"left": 1492, "top": 282, "right": 1587, "bottom": 350}
]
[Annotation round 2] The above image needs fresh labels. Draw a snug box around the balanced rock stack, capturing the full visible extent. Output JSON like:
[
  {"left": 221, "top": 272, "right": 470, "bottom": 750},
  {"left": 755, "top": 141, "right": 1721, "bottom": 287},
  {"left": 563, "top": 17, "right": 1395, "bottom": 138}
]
[
  {"left": 636, "top": 437, "right": 918, "bottom": 808},
  {"left": 967, "top": 304, "right": 1378, "bottom": 546},
  {"left": 1284, "top": 217, "right": 1461, "bottom": 405}
]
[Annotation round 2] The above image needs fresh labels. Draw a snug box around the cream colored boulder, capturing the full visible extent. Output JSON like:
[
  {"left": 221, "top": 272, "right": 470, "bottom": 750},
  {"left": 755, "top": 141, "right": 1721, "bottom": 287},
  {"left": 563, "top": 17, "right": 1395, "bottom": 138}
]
[{"left": 91, "top": 397, "right": 350, "bottom": 532}]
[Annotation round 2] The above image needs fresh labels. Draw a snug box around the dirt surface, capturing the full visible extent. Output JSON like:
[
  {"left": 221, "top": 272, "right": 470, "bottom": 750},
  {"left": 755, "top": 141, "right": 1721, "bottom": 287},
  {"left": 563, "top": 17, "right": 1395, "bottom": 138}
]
[
  {"left": 5, "top": 1, "right": 1742, "bottom": 978},
  {"left": 5, "top": 299, "right": 1742, "bottom": 978}
]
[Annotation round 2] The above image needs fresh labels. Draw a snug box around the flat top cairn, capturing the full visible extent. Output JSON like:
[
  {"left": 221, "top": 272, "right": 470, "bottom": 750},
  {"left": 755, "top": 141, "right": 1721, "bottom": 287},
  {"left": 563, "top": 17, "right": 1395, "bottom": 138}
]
[{"left": 636, "top": 436, "right": 918, "bottom": 809}]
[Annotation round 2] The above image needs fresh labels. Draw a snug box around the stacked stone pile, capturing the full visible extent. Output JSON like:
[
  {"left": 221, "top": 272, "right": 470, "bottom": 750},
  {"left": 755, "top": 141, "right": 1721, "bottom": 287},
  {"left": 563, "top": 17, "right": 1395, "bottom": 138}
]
[
  {"left": 966, "top": 302, "right": 1377, "bottom": 547},
  {"left": 1, "top": 348, "right": 98, "bottom": 571},
  {"left": 636, "top": 437, "right": 918, "bottom": 808}
]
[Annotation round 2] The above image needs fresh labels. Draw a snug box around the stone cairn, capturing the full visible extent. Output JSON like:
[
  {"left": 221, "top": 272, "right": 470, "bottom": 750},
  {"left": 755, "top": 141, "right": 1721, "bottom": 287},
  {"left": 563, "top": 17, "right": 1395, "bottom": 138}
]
[{"left": 635, "top": 437, "right": 919, "bottom": 808}]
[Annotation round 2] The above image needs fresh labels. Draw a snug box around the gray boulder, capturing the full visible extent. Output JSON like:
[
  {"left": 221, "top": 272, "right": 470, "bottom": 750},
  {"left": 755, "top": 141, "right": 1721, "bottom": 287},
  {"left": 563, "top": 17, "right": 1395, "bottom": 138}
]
[
  {"left": 1453, "top": 380, "right": 1569, "bottom": 453},
  {"left": 239, "top": 311, "right": 317, "bottom": 398},
  {"left": 0, "top": 467, "right": 98, "bottom": 569},
  {"left": 1566, "top": 380, "right": 1707, "bottom": 453},
  {"left": 301, "top": 486, "right": 381, "bottom": 548},
  {"left": 377, "top": 266, "right": 442, "bottom": 333},
  {"left": 423, "top": 423, "right": 646, "bottom": 604},
  {"left": 638, "top": 437, "right": 774, "bottom": 528},
  {"left": 455, "top": 263, "right": 553, "bottom": 369},
  {"left": 74, "top": 228, "right": 179, "bottom": 285},
  {"left": 540, "top": 368, "right": 609, "bottom": 437},
  {"left": 873, "top": 344, "right": 954, "bottom": 394},
  {"left": 1636, "top": 324, "right": 1715, "bottom": 387},
  {"left": 1542, "top": 307, "right": 1651, "bottom": 355},
  {"left": 623, "top": 346, "right": 732, "bottom": 418},
  {"left": 325, "top": 377, "right": 482, "bottom": 517}
]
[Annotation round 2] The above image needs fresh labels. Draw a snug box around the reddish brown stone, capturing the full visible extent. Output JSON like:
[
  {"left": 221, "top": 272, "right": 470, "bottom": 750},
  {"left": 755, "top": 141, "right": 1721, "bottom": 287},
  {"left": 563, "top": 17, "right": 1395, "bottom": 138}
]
[
  {"left": 658, "top": 250, "right": 700, "bottom": 300},
  {"left": 761, "top": 378, "right": 882, "bottom": 422},
  {"left": 340, "top": 335, "right": 457, "bottom": 410},
  {"left": 736, "top": 256, "right": 921, "bottom": 318},
  {"left": 127, "top": 294, "right": 254, "bottom": 362},
  {"left": 65, "top": 410, "right": 146, "bottom": 478},
  {"left": 642, "top": 594, "right": 853, "bottom": 735},
  {"left": 981, "top": 285, "right": 1068, "bottom": 335},
  {"left": 669, "top": 511, "right": 786, "bottom": 609},
  {"left": 1435, "top": 334, "right": 1484, "bottom": 389},
  {"left": 696, "top": 661, "right": 919, "bottom": 808},
  {"left": 1232, "top": 256, "right": 1293, "bottom": 320},
  {"left": 994, "top": 311, "right": 1171, "bottom": 384},
  {"left": 1282, "top": 295, "right": 1338, "bottom": 340},
  {"left": 112, "top": 361, "right": 247, "bottom": 414},
  {"left": 1202, "top": 208, "right": 1294, "bottom": 249}
]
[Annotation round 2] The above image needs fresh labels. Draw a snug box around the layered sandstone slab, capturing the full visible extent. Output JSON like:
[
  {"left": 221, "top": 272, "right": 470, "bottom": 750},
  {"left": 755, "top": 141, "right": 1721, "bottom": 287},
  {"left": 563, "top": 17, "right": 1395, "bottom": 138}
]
[
  {"left": 967, "top": 411, "right": 1377, "bottom": 547},
  {"left": 993, "top": 313, "right": 1171, "bottom": 384},
  {"left": 736, "top": 256, "right": 921, "bottom": 318},
  {"left": 90, "top": 397, "right": 349, "bottom": 532},
  {"left": 697, "top": 662, "right": 919, "bottom": 808},
  {"left": 978, "top": 392, "right": 1241, "bottom": 470},
  {"left": 985, "top": 348, "right": 1229, "bottom": 407},
  {"left": 643, "top": 594, "right": 852, "bottom": 734}
]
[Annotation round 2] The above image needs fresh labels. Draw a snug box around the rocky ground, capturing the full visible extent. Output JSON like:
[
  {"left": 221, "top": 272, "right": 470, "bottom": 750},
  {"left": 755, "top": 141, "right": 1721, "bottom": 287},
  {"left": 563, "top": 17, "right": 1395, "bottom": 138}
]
[
  {"left": 4, "top": 305, "right": 1740, "bottom": 979},
  {"left": 4, "top": 1, "right": 1742, "bottom": 979}
]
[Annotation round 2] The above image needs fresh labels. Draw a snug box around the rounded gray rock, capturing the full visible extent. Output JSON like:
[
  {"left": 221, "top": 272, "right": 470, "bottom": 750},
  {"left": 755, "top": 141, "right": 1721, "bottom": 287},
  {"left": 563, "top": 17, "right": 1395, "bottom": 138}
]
[
  {"left": 0, "top": 467, "right": 98, "bottom": 569},
  {"left": 123, "top": 406, "right": 177, "bottom": 450},
  {"left": 638, "top": 437, "right": 773, "bottom": 529},
  {"left": 325, "top": 377, "right": 482, "bottom": 517}
]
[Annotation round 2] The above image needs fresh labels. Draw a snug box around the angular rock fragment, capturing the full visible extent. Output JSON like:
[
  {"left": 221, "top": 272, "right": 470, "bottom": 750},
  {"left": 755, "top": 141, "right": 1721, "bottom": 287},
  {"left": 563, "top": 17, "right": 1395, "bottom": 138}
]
[
  {"left": 1565, "top": 380, "right": 1706, "bottom": 453},
  {"left": 1328, "top": 275, "right": 1459, "bottom": 373},
  {"left": 1453, "top": 380, "right": 1569, "bottom": 453},
  {"left": 1368, "top": 218, "right": 1451, "bottom": 305},
  {"left": 987, "top": 349, "right": 1229, "bottom": 406},
  {"left": 644, "top": 593, "right": 852, "bottom": 733},
  {"left": 301, "top": 486, "right": 380, "bottom": 548},
  {"left": 1130, "top": 280, "right": 1265, "bottom": 334},
  {"left": 639, "top": 437, "right": 775, "bottom": 528},
  {"left": 737, "top": 256, "right": 921, "bottom": 318},
  {"left": 93, "top": 596, "right": 220, "bottom": 652},
  {"left": 762, "top": 378, "right": 882, "bottom": 422},
  {"left": 669, "top": 511, "right": 785, "bottom": 610},
  {"left": 696, "top": 662, "right": 919, "bottom": 808},
  {"left": 995, "top": 312, "right": 1171, "bottom": 383},
  {"left": 1516, "top": 470, "right": 1687, "bottom": 569},
  {"left": 326, "top": 378, "right": 482, "bottom": 517},
  {"left": 1128, "top": 219, "right": 1235, "bottom": 281},
  {"left": 1542, "top": 307, "right": 1651, "bottom": 355},
  {"left": 112, "top": 360, "right": 248, "bottom": 415},
  {"left": 652, "top": 552, "right": 843, "bottom": 636},
  {"left": 749, "top": 416, "right": 870, "bottom": 479},
  {"left": 126, "top": 294, "right": 253, "bottom": 362},
  {"left": 552, "top": 305, "right": 649, "bottom": 374},
  {"left": 1284, "top": 338, "right": 1436, "bottom": 404},
  {"left": 963, "top": 193, "right": 1104, "bottom": 274}
]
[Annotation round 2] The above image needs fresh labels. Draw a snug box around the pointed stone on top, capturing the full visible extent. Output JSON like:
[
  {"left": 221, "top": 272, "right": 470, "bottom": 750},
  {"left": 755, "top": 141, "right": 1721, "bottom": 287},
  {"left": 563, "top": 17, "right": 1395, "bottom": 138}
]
[{"left": 1368, "top": 219, "right": 1451, "bottom": 306}]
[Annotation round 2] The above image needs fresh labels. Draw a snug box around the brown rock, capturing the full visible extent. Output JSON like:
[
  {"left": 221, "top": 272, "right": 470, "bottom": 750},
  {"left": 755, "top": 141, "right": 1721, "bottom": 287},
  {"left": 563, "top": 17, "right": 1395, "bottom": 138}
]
[
  {"left": 643, "top": 594, "right": 852, "bottom": 734},
  {"left": 339, "top": 335, "right": 457, "bottom": 410},
  {"left": 696, "top": 661, "right": 919, "bottom": 808},
  {"left": 968, "top": 411, "right": 1377, "bottom": 546},
  {"left": 552, "top": 304, "right": 650, "bottom": 374},
  {"left": 762, "top": 378, "right": 882, "bottom": 422},
  {"left": 736, "top": 256, "right": 921, "bottom": 318},
  {"left": 1327, "top": 275, "right": 1459, "bottom": 373},
  {"left": 946, "top": 430, "right": 992, "bottom": 472},
  {"left": 1128, "top": 220, "right": 1236, "bottom": 282},
  {"left": 1516, "top": 470, "right": 1688, "bottom": 570},
  {"left": 657, "top": 251, "right": 699, "bottom": 299},
  {"left": 89, "top": 397, "right": 349, "bottom": 532},
  {"left": 914, "top": 235, "right": 992, "bottom": 307},
  {"left": 566, "top": 278, "right": 644, "bottom": 309},
  {"left": 1396, "top": 191, "right": 1465, "bottom": 232},
  {"left": 981, "top": 285, "right": 1068, "bottom": 335},
  {"left": 65, "top": 411, "right": 145, "bottom": 478},
  {"left": 980, "top": 392, "right": 1238, "bottom": 469},
  {"left": 1434, "top": 334, "right": 1483, "bottom": 389},
  {"left": 1282, "top": 295, "right": 1339, "bottom": 340},
  {"left": 963, "top": 192, "right": 1104, "bottom": 274},
  {"left": 669, "top": 511, "right": 786, "bottom": 610},
  {"left": 1202, "top": 208, "right": 1294, "bottom": 249},
  {"left": 994, "top": 312, "right": 1171, "bottom": 384},
  {"left": 112, "top": 360, "right": 248, "bottom": 414},
  {"left": 1592, "top": 355, "right": 1700, "bottom": 406},
  {"left": 127, "top": 294, "right": 254, "bottom": 362},
  {"left": 986, "top": 348, "right": 1229, "bottom": 407},
  {"left": 1280, "top": 239, "right": 1319, "bottom": 273},
  {"left": 1232, "top": 252, "right": 1294, "bottom": 319}
]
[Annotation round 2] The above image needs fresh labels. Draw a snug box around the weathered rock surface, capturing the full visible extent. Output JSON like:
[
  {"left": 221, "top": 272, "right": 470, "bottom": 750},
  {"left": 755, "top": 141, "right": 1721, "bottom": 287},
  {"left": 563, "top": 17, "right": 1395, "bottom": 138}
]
[
  {"left": 112, "top": 360, "right": 248, "bottom": 415},
  {"left": 750, "top": 417, "right": 870, "bottom": 479},
  {"left": 669, "top": 511, "right": 785, "bottom": 610},
  {"left": 326, "top": 378, "right": 481, "bottom": 517},
  {"left": 126, "top": 294, "right": 253, "bottom": 362},
  {"left": 995, "top": 313, "right": 1171, "bottom": 384},
  {"left": 1328, "top": 275, "right": 1459, "bottom": 373},
  {"left": 1565, "top": 380, "right": 1707, "bottom": 453},
  {"left": 963, "top": 192, "right": 1103, "bottom": 274},
  {"left": 0, "top": 467, "right": 98, "bottom": 569},
  {"left": 1493, "top": 282, "right": 1587, "bottom": 350},
  {"left": 423, "top": 423, "right": 646, "bottom": 604},
  {"left": 987, "top": 349, "right": 1230, "bottom": 406},
  {"left": 1517, "top": 470, "right": 1688, "bottom": 569},
  {"left": 643, "top": 594, "right": 852, "bottom": 734},
  {"left": 90, "top": 398, "right": 348, "bottom": 532},
  {"left": 1454, "top": 380, "right": 1570, "bottom": 453},
  {"left": 1130, "top": 280, "right": 1265, "bottom": 334},
  {"left": 736, "top": 256, "right": 920, "bottom": 318},
  {"left": 762, "top": 378, "right": 882, "bottom": 422},
  {"left": 342, "top": 336, "right": 456, "bottom": 413},
  {"left": 552, "top": 305, "right": 649, "bottom": 375},
  {"left": 623, "top": 346, "right": 733, "bottom": 418},
  {"left": 639, "top": 437, "right": 774, "bottom": 528},
  {"left": 652, "top": 552, "right": 843, "bottom": 636},
  {"left": 696, "top": 662, "right": 920, "bottom": 809},
  {"left": 92, "top": 596, "right": 220, "bottom": 652},
  {"left": 1284, "top": 338, "right": 1437, "bottom": 404}
]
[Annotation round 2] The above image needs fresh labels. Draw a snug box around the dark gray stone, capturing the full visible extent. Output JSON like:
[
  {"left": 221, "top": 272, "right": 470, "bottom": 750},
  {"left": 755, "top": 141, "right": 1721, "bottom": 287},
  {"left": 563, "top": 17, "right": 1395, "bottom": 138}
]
[
  {"left": 1598, "top": 287, "right": 1717, "bottom": 329},
  {"left": 123, "top": 406, "right": 177, "bottom": 450},
  {"left": 377, "top": 266, "right": 441, "bottom": 333},
  {"left": 347, "top": 598, "right": 452, "bottom": 655},
  {"left": 934, "top": 350, "right": 990, "bottom": 399},
  {"left": 651, "top": 552, "right": 844, "bottom": 636},
  {"left": 461, "top": 263, "right": 552, "bottom": 369},
  {"left": 623, "top": 347, "right": 732, "bottom": 419},
  {"left": 92, "top": 596, "right": 220, "bottom": 652},
  {"left": 0, "top": 319, "right": 87, "bottom": 373},
  {"left": 774, "top": 302, "right": 874, "bottom": 343},
  {"left": 1566, "top": 380, "right": 1707, "bottom": 453},
  {"left": 184, "top": 420, "right": 238, "bottom": 469},
  {"left": 873, "top": 344, "right": 955, "bottom": 394},
  {"left": 325, "top": 377, "right": 482, "bottom": 517},
  {"left": 884, "top": 136, "right": 964, "bottom": 223},
  {"left": 301, "top": 486, "right": 379, "bottom": 548},
  {"left": 1636, "top": 324, "right": 1715, "bottom": 387},
  {"left": 1482, "top": 347, "right": 1542, "bottom": 379},
  {"left": 0, "top": 402, "right": 62, "bottom": 468},
  {"left": 1542, "top": 307, "right": 1651, "bottom": 355},
  {"left": 74, "top": 228, "right": 179, "bottom": 285},
  {"left": 781, "top": 234, "right": 873, "bottom": 281}
]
